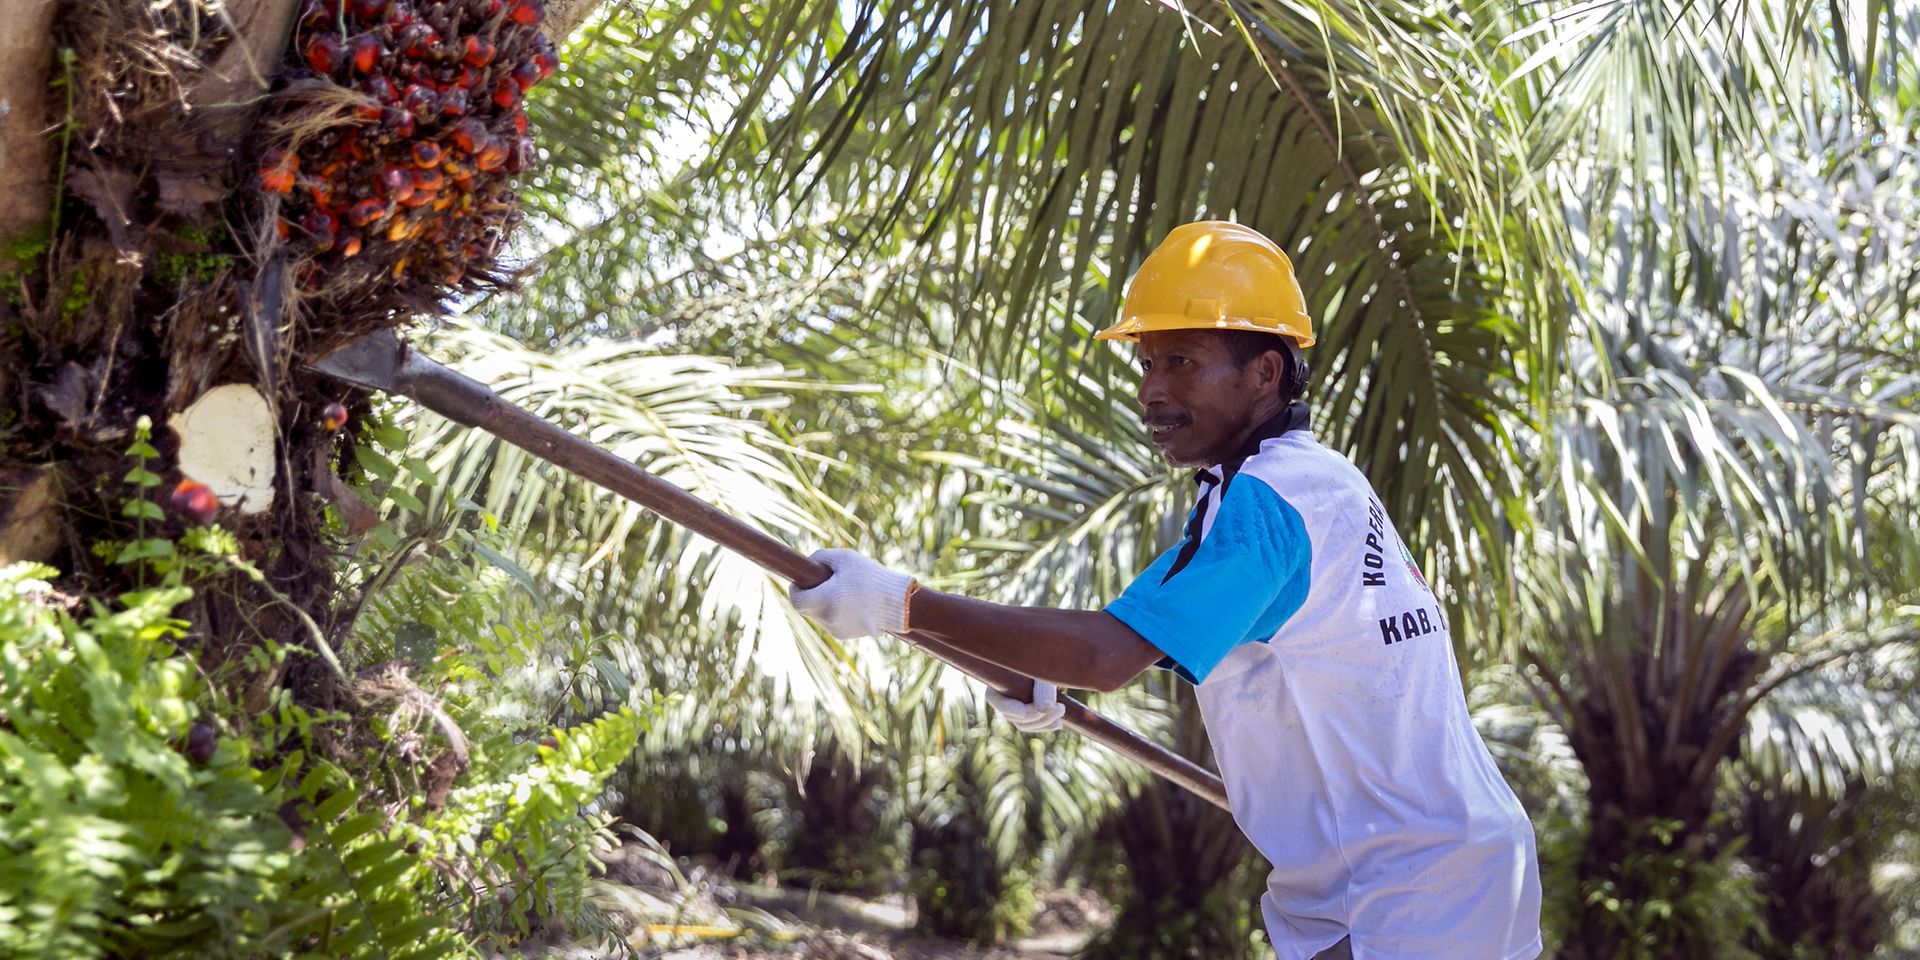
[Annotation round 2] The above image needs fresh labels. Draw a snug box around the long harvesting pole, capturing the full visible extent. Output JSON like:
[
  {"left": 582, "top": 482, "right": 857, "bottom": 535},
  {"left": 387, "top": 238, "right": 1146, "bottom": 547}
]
[{"left": 311, "top": 332, "right": 1231, "bottom": 811}]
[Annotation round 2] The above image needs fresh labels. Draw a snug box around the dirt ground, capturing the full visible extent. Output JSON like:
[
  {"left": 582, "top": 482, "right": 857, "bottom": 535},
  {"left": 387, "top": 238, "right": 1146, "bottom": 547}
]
[{"left": 530, "top": 844, "right": 1110, "bottom": 959}]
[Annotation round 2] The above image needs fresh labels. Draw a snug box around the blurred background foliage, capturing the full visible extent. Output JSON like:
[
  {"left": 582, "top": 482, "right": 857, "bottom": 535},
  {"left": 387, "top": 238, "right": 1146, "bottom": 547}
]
[
  {"left": 429, "top": 0, "right": 1919, "bottom": 953},
  {"left": 6, "top": 0, "right": 1918, "bottom": 955}
]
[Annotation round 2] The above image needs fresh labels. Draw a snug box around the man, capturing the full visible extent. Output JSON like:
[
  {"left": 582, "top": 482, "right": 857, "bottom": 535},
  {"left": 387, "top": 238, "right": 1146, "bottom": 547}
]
[{"left": 790, "top": 221, "right": 1542, "bottom": 960}]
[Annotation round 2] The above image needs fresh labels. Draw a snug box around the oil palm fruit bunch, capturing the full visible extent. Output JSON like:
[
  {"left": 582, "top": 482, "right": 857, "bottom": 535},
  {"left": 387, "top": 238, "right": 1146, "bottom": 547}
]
[{"left": 260, "top": 0, "right": 557, "bottom": 294}]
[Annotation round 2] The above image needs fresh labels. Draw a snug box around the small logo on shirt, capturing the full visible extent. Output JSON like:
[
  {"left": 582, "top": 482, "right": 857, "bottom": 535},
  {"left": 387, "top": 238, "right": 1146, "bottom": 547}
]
[{"left": 1402, "top": 543, "right": 1431, "bottom": 595}]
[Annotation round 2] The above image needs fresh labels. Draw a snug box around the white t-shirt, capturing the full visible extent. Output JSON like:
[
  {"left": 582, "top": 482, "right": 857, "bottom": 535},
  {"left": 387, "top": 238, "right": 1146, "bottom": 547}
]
[{"left": 1105, "top": 412, "right": 1542, "bottom": 960}]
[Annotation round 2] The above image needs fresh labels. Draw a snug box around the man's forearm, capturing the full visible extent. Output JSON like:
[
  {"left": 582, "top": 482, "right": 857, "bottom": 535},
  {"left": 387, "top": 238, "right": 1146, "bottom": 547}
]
[
  {"left": 905, "top": 588, "right": 1163, "bottom": 692},
  {"left": 900, "top": 632, "right": 1036, "bottom": 701}
]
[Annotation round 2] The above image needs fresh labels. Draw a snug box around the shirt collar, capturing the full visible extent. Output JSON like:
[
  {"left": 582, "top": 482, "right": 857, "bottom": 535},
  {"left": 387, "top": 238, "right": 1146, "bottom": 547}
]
[{"left": 1194, "top": 402, "right": 1312, "bottom": 487}]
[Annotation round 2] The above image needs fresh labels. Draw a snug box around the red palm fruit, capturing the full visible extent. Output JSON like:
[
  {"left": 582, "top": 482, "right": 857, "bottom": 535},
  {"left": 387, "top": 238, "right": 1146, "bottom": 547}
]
[
  {"left": 321, "top": 402, "right": 350, "bottom": 431},
  {"left": 305, "top": 33, "right": 345, "bottom": 73},
  {"left": 447, "top": 118, "right": 486, "bottom": 152},
  {"left": 531, "top": 33, "right": 557, "bottom": 78},
  {"left": 381, "top": 165, "right": 414, "bottom": 202},
  {"left": 411, "top": 140, "right": 442, "bottom": 167},
  {"left": 413, "top": 166, "right": 445, "bottom": 192},
  {"left": 348, "top": 0, "right": 388, "bottom": 19},
  {"left": 512, "top": 109, "right": 527, "bottom": 135},
  {"left": 389, "top": 217, "right": 420, "bottom": 241},
  {"left": 340, "top": 231, "right": 363, "bottom": 257},
  {"left": 384, "top": 105, "right": 416, "bottom": 138},
  {"left": 473, "top": 135, "right": 507, "bottom": 171},
  {"left": 401, "top": 24, "right": 437, "bottom": 58},
  {"left": 462, "top": 36, "right": 495, "bottom": 67},
  {"left": 275, "top": 218, "right": 292, "bottom": 241},
  {"left": 507, "top": 0, "right": 542, "bottom": 24},
  {"left": 346, "top": 197, "right": 388, "bottom": 226},
  {"left": 302, "top": 209, "right": 339, "bottom": 250},
  {"left": 299, "top": 0, "right": 336, "bottom": 27},
  {"left": 438, "top": 86, "right": 469, "bottom": 116},
  {"left": 171, "top": 479, "right": 219, "bottom": 525},
  {"left": 441, "top": 149, "right": 474, "bottom": 175},
  {"left": 403, "top": 82, "right": 437, "bottom": 118},
  {"left": 364, "top": 74, "right": 399, "bottom": 102},
  {"left": 349, "top": 35, "right": 382, "bottom": 73},
  {"left": 457, "top": 66, "right": 481, "bottom": 89},
  {"left": 510, "top": 59, "right": 539, "bottom": 91},
  {"left": 258, "top": 147, "right": 297, "bottom": 193},
  {"left": 490, "top": 79, "right": 518, "bottom": 110}
]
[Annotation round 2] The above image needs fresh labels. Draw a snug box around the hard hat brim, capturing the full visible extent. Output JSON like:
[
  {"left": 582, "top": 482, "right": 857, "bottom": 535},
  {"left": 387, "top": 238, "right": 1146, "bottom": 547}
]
[{"left": 1094, "top": 313, "right": 1316, "bottom": 348}]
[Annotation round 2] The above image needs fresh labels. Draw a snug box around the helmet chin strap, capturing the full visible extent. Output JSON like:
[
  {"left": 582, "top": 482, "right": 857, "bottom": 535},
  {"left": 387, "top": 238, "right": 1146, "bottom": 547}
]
[{"left": 1280, "top": 340, "right": 1310, "bottom": 403}]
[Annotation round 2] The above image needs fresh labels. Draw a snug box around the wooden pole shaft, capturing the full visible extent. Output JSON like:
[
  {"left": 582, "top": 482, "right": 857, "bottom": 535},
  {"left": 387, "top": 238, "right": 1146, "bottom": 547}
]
[{"left": 390, "top": 346, "right": 1231, "bottom": 812}]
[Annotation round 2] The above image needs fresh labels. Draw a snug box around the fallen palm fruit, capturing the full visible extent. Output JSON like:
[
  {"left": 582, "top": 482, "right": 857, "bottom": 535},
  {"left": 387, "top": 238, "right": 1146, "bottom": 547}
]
[
  {"left": 171, "top": 479, "right": 219, "bottom": 524},
  {"left": 184, "top": 723, "right": 218, "bottom": 764}
]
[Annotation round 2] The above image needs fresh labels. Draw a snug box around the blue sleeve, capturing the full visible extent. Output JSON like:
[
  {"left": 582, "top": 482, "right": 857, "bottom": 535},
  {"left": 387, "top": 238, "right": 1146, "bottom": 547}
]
[{"left": 1103, "top": 479, "right": 1312, "bottom": 684}]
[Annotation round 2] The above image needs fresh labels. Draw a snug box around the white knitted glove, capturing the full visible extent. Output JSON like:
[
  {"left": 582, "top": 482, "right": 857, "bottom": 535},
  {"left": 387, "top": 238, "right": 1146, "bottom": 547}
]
[
  {"left": 790, "top": 548, "right": 914, "bottom": 639},
  {"left": 986, "top": 681, "right": 1065, "bottom": 733}
]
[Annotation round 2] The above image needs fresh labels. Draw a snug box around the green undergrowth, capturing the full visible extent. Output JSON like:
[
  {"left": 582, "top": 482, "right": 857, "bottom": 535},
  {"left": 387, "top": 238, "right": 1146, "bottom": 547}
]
[
  {"left": 0, "top": 560, "right": 646, "bottom": 957},
  {"left": 0, "top": 427, "right": 649, "bottom": 957}
]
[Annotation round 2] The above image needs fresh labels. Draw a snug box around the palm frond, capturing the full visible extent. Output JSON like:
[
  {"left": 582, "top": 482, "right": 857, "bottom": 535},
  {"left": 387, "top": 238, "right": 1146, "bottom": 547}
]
[
  {"left": 498, "top": 0, "right": 1555, "bottom": 632},
  {"left": 395, "top": 319, "right": 862, "bottom": 717}
]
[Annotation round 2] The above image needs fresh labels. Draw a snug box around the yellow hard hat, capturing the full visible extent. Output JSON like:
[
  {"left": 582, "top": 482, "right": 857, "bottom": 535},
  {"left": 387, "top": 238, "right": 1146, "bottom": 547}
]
[{"left": 1095, "top": 220, "right": 1314, "bottom": 348}]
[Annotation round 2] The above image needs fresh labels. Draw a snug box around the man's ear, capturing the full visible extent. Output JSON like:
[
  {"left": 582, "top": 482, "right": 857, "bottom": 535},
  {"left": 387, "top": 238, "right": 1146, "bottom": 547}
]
[{"left": 1257, "top": 348, "right": 1286, "bottom": 393}]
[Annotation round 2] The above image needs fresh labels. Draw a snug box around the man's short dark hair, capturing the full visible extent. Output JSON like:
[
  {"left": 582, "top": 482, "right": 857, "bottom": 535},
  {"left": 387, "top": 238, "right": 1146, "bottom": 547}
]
[{"left": 1212, "top": 330, "right": 1309, "bottom": 404}]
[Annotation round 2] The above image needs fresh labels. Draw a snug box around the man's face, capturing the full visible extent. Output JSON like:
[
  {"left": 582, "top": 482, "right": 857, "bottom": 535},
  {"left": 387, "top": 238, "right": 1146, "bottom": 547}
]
[{"left": 1135, "top": 329, "right": 1279, "bottom": 468}]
